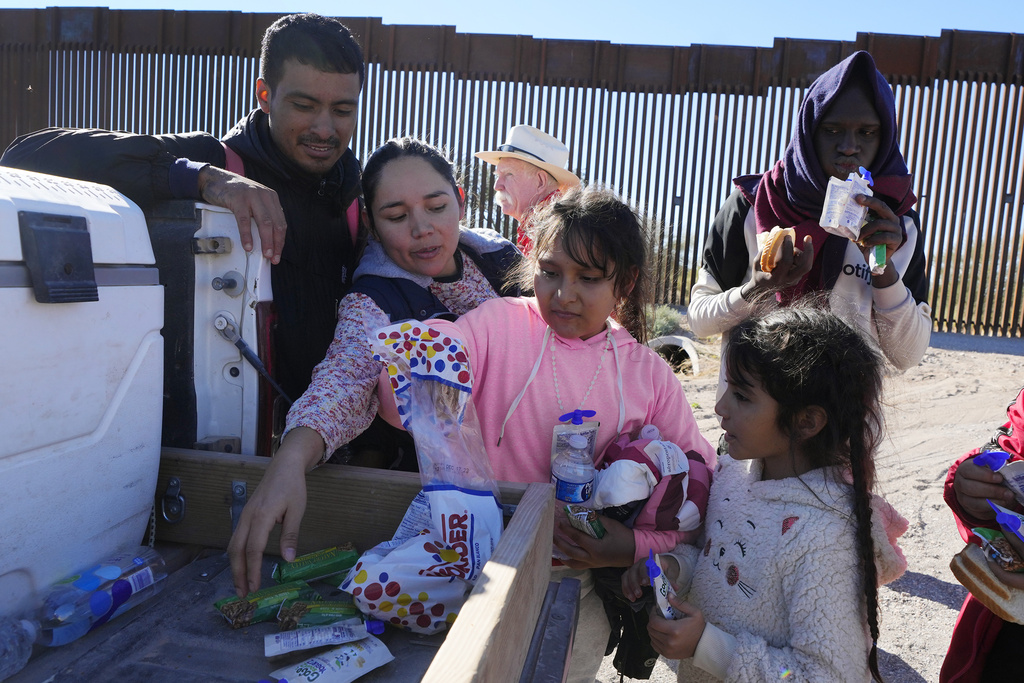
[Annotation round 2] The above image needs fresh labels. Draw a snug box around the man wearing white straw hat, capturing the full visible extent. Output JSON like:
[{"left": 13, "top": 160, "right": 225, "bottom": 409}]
[{"left": 475, "top": 124, "right": 580, "bottom": 254}]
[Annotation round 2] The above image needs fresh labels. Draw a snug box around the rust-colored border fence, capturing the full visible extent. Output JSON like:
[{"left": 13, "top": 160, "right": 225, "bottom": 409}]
[{"left": 1, "top": 8, "right": 1021, "bottom": 336}]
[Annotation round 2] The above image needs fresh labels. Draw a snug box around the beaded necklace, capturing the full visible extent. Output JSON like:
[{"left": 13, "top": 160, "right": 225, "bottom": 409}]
[{"left": 551, "top": 326, "right": 611, "bottom": 414}]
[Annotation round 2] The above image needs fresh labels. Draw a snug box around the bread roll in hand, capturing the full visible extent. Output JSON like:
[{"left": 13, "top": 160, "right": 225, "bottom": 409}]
[
  {"left": 950, "top": 542, "right": 1024, "bottom": 624},
  {"left": 758, "top": 226, "right": 797, "bottom": 273}
]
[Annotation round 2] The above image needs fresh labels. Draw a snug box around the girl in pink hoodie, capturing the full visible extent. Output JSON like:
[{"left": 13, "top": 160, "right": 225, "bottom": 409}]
[{"left": 383, "top": 184, "right": 716, "bottom": 681}]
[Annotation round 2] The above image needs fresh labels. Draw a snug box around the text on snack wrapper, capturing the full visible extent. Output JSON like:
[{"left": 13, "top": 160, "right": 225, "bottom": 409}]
[
  {"left": 434, "top": 463, "right": 471, "bottom": 476},
  {"left": 426, "top": 513, "right": 472, "bottom": 579},
  {"left": 296, "top": 658, "right": 328, "bottom": 680}
]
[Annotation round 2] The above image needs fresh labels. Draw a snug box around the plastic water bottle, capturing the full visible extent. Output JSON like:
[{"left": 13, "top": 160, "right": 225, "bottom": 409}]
[
  {"left": 551, "top": 434, "right": 596, "bottom": 506},
  {"left": 36, "top": 546, "right": 168, "bottom": 647},
  {"left": 0, "top": 617, "right": 37, "bottom": 681},
  {"left": 0, "top": 547, "right": 167, "bottom": 680}
]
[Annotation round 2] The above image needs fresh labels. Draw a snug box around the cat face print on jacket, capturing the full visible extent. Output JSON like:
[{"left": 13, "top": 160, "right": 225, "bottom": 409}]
[
  {"left": 702, "top": 505, "right": 759, "bottom": 599},
  {"left": 702, "top": 501, "right": 803, "bottom": 600}
]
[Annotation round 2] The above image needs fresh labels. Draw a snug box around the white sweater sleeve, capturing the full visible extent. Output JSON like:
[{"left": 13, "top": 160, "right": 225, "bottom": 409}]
[
  {"left": 662, "top": 543, "right": 701, "bottom": 595},
  {"left": 871, "top": 213, "right": 932, "bottom": 371},
  {"left": 688, "top": 267, "right": 757, "bottom": 339},
  {"left": 871, "top": 280, "right": 932, "bottom": 371},
  {"left": 693, "top": 622, "right": 739, "bottom": 680},
  {"left": 687, "top": 192, "right": 761, "bottom": 339}
]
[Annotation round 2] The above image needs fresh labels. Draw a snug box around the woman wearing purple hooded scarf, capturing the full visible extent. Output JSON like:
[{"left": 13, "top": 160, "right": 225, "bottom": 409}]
[{"left": 689, "top": 50, "right": 931, "bottom": 402}]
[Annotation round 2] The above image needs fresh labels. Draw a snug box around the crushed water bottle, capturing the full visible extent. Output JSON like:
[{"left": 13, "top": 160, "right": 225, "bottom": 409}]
[
  {"left": 0, "top": 617, "right": 37, "bottom": 681},
  {"left": 551, "top": 433, "right": 596, "bottom": 506},
  {"left": 37, "top": 546, "right": 167, "bottom": 647}
]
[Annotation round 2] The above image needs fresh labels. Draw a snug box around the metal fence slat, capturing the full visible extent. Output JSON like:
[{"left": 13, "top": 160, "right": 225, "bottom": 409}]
[{"left": 0, "top": 8, "right": 1021, "bottom": 336}]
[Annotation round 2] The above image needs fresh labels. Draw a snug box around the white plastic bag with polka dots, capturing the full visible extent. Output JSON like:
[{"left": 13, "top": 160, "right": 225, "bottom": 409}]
[
  {"left": 340, "top": 322, "right": 503, "bottom": 634},
  {"left": 341, "top": 486, "right": 502, "bottom": 633}
]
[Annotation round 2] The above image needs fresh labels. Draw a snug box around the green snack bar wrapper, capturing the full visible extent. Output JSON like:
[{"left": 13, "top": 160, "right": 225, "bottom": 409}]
[
  {"left": 271, "top": 543, "right": 359, "bottom": 584},
  {"left": 277, "top": 599, "right": 362, "bottom": 630},
  {"left": 318, "top": 571, "right": 349, "bottom": 589},
  {"left": 970, "top": 527, "right": 1024, "bottom": 573},
  {"left": 564, "top": 504, "right": 606, "bottom": 539},
  {"left": 214, "top": 580, "right": 319, "bottom": 629}
]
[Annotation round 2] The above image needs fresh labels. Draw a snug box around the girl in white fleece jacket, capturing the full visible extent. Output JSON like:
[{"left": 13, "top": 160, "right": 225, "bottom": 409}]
[{"left": 622, "top": 305, "right": 906, "bottom": 682}]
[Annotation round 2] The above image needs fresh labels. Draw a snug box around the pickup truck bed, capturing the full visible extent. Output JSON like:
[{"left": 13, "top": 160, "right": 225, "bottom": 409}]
[
  {"left": 10, "top": 550, "right": 449, "bottom": 682},
  {"left": 9, "top": 449, "right": 574, "bottom": 682}
]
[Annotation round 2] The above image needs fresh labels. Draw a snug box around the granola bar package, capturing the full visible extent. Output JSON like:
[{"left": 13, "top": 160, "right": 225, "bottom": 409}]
[
  {"left": 565, "top": 504, "right": 606, "bottom": 539},
  {"left": 277, "top": 600, "right": 362, "bottom": 630},
  {"left": 214, "top": 580, "right": 318, "bottom": 629},
  {"left": 271, "top": 544, "right": 359, "bottom": 584}
]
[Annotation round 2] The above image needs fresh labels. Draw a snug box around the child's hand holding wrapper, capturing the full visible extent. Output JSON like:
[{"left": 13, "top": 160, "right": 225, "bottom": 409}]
[
  {"left": 647, "top": 550, "right": 681, "bottom": 620},
  {"left": 628, "top": 550, "right": 708, "bottom": 661}
]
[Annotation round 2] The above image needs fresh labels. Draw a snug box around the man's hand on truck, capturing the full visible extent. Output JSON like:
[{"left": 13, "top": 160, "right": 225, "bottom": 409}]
[{"left": 198, "top": 165, "right": 288, "bottom": 264}]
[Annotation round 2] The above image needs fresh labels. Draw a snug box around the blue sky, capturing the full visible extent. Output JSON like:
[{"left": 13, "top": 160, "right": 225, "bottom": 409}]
[{"left": 1, "top": 0, "right": 1022, "bottom": 48}]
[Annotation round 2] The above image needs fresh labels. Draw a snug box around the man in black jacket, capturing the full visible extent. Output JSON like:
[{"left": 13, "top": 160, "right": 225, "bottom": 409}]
[{"left": 2, "top": 13, "right": 365, "bottom": 404}]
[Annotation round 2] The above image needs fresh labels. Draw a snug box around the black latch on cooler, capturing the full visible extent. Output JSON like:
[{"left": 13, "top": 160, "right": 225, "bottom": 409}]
[{"left": 18, "top": 210, "right": 99, "bottom": 303}]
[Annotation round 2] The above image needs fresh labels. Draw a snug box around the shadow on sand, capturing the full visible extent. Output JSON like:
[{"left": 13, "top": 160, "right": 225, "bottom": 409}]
[
  {"left": 879, "top": 648, "right": 929, "bottom": 682},
  {"left": 930, "top": 332, "right": 1024, "bottom": 356},
  {"left": 885, "top": 570, "right": 967, "bottom": 611}
]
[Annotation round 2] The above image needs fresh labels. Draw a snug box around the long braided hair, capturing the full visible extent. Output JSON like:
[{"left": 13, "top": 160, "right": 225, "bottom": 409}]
[{"left": 725, "top": 303, "right": 887, "bottom": 681}]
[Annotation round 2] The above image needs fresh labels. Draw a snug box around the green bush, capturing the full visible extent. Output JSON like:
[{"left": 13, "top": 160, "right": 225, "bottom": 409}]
[{"left": 647, "top": 304, "right": 684, "bottom": 338}]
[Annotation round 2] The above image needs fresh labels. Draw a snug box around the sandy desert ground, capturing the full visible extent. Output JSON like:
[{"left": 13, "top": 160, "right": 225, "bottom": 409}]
[{"left": 597, "top": 331, "right": 1024, "bottom": 682}]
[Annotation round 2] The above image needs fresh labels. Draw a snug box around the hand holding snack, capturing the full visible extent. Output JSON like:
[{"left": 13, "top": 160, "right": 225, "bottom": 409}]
[
  {"left": 647, "top": 550, "right": 682, "bottom": 619},
  {"left": 564, "top": 504, "right": 606, "bottom": 539},
  {"left": 952, "top": 457, "right": 1016, "bottom": 520},
  {"left": 758, "top": 226, "right": 797, "bottom": 274},
  {"left": 987, "top": 559, "right": 1024, "bottom": 592},
  {"left": 646, "top": 593, "right": 706, "bottom": 660},
  {"left": 852, "top": 193, "right": 903, "bottom": 285},
  {"left": 990, "top": 525, "right": 1024, "bottom": 591},
  {"left": 228, "top": 429, "right": 322, "bottom": 597},
  {"left": 553, "top": 513, "right": 635, "bottom": 569},
  {"left": 621, "top": 552, "right": 682, "bottom": 602},
  {"left": 951, "top": 536, "right": 1024, "bottom": 623},
  {"left": 818, "top": 166, "right": 905, "bottom": 281},
  {"left": 741, "top": 227, "right": 814, "bottom": 300}
]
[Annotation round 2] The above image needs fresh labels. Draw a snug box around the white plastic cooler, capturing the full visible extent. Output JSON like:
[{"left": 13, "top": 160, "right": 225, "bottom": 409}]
[{"left": 0, "top": 167, "right": 164, "bottom": 618}]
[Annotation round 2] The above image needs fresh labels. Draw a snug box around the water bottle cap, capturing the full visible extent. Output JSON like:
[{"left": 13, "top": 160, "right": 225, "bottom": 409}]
[
  {"left": 559, "top": 409, "right": 596, "bottom": 425},
  {"left": 975, "top": 450, "right": 1010, "bottom": 471},
  {"left": 365, "top": 619, "right": 385, "bottom": 635},
  {"left": 639, "top": 425, "right": 661, "bottom": 440},
  {"left": 568, "top": 434, "right": 587, "bottom": 450},
  {"left": 19, "top": 619, "right": 37, "bottom": 642},
  {"left": 645, "top": 549, "right": 661, "bottom": 580}
]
